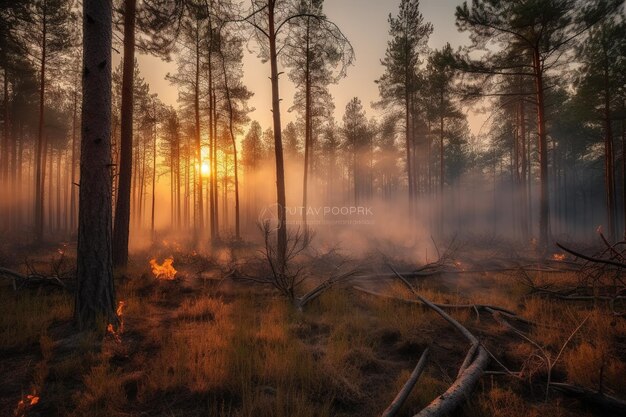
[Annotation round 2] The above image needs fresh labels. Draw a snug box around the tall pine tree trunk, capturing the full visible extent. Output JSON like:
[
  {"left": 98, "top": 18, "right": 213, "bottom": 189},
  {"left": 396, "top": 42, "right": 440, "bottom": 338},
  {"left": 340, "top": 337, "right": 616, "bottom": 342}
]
[
  {"left": 112, "top": 0, "right": 136, "bottom": 268},
  {"left": 151, "top": 104, "right": 157, "bottom": 240},
  {"left": 75, "top": 0, "right": 116, "bottom": 329},
  {"left": 603, "top": 54, "right": 616, "bottom": 242},
  {"left": 220, "top": 45, "right": 240, "bottom": 239},
  {"left": 533, "top": 49, "right": 550, "bottom": 248},
  {"left": 35, "top": 14, "right": 47, "bottom": 243},
  {"left": 268, "top": 0, "right": 287, "bottom": 271},
  {"left": 302, "top": 17, "right": 311, "bottom": 231},
  {"left": 193, "top": 20, "right": 204, "bottom": 238},
  {"left": 2, "top": 70, "right": 10, "bottom": 231},
  {"left": 70, "top": 85, "right": 79, "bottom": 233}
]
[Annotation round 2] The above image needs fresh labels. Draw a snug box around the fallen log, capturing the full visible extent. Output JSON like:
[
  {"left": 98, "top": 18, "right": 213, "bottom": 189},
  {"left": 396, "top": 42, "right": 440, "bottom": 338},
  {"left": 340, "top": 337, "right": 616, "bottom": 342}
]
[
  {"left": 382, "top": 347, "right": 430, "bottom": 417},
  {"left": 415, "top": 348, "right": 490, "bottom": 417}
]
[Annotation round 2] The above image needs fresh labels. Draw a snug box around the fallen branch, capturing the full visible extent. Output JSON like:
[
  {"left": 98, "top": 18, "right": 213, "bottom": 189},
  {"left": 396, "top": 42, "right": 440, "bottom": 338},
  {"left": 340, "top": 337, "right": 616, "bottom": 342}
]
[
  {"left": 0, "top": 267, "right": 67, "bottom": 290},
  {"left": 386, "top": 265, "right": 490, "bottom": 417},
  {"left": 353, "top": 286, "right": 531, "bottom": 324},
  {"left": 381, "top": 347, "right": 430, "bottom": 417},
  {"left": 295, "top": 269, "right": 359, "bottom": 310},
  {"left": 556, "top": 242, "right": 626, "bottom": 269}
]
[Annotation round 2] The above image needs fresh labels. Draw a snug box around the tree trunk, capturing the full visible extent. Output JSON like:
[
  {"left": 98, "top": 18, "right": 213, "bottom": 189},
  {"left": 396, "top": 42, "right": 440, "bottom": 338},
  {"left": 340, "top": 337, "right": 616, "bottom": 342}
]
[
  {"left": 220, "top": 43, "right": 240, "bottom": 239},
  {"left": 519, "top": 92, "right": 529, "bottom": 240},
  {"left": 212, "top": 91, "right": 219, "bottom": 239},
  {"left": 622, "top": 100, "right": 625, "bottom": 239},
  {"left": 35, "top": 11, "right": 47, "bottom": 243},
  {"left": 268, "top": 0, "right": 287, "bottom": 271},
  {"left": 405, "top": 86, "right": 413, "bottom": 216},
  {"left": 151, "top": 102, "right": 157, "bottom": 240},
  {"left": 603, "top": 53, "right": 616, "bottom": 242},
  {"left": 533, "top": 49, "right": 550, "bottom": 248},
  {"left": 75, "top": 0, "right": 116, "bottom": 329},
  {"left": 193, "top": 20, "right": 204, "bottom": 238},
  {"left": 70, "top": 84, "right": 79, "bottom": 233},
  {"left": 208, "top": 29, "right": 216, "bottom": 241},
  {"left": 112, "top": 0, "right": 136, "bottom": 268},
  {"left": 302, "top": 17, "right": 311, "bottom": 230},
  {"left": 56, "top": 148, "right": 61, "bottom": 231},
  {"left": 2, "top": 70, "right": 9, "bottom": 231},
  {"left": 16, "top": 125, "right": 23, "bottom": 227}
]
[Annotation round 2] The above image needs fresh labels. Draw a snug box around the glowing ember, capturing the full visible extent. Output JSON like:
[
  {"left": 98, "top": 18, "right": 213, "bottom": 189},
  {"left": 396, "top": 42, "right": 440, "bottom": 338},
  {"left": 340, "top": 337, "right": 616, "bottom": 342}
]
[
  {"left": 552, "top": 253, "right": 566, "bottom": 261},
  {"left": 107, "top": 300, "right": 126, "bottom": 343},
  {"left": 150, "top": 257, "right": 177, "bottom": 280},
  {"left": 15, "top": 393, "right": 39, "bottom": 416},
  {"left": 117, "top": 300, "right": 126, "bottom": 333},
  {"left": 106, "top": 324, "right": 121, "bottom": 343}
]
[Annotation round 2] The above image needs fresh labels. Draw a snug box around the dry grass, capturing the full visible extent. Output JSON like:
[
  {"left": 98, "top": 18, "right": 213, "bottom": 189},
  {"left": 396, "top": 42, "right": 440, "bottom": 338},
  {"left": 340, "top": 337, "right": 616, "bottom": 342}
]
[
  {"left": 71, "top": 364, "right": 127, "bottom": 417},
  {"left": 2, "top": 255, "right": 625, "bottom": 417},
  {"left": 0, "top": 288, "right": 72, "bottom": 349},
  {"left": 472, "top": 385, "right": 543, "bottom": 417}
]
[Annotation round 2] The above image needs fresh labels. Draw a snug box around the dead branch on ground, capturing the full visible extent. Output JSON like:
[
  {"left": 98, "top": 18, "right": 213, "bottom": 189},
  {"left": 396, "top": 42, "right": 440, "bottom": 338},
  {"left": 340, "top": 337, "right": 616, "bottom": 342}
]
[
  {"left": 381, "top": 347, "right": 430, "bottom": 417},
  {"left": 382, "top": 264, "right": 490, "bottom": 417},
  {"left": 0, "top": 254, "right": 71, "bottom": 291},
  {"left": 520, "top": 232, "right": 626, "bottom": 315}
]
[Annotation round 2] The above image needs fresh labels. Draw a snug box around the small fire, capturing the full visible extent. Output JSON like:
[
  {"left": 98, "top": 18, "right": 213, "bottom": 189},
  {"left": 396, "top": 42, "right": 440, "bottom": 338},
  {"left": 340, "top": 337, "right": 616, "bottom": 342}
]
[
  {"left": 14, "top": 392, "right": 39, "bottom": 416},
  {"left": 106, "top": 324, "right": 120, "bottom": 343},
  {"left": 150, "top": 257, "right": 177, "bottom": 280},
  {"left": 552, "top": 253, "right": 566, "bottom": 261},
  {"left": 107, "top": 300, "right": 126, "bottom": 343}
]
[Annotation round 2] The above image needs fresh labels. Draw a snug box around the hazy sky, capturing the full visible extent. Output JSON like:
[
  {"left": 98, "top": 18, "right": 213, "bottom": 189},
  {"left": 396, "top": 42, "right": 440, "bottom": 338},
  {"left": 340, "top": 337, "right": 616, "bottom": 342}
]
[{"left": 133, "top": 0, "right": 477, "bottom": 135}]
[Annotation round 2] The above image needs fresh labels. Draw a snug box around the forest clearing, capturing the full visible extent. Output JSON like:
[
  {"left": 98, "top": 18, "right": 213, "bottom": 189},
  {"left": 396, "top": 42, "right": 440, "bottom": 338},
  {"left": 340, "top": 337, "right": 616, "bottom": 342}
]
[
  {"left": 1, "top": 0, "right": 626, "bottom": 416},
  {"left": 1, "top": 238, "right": 625, "bottom": 416}
]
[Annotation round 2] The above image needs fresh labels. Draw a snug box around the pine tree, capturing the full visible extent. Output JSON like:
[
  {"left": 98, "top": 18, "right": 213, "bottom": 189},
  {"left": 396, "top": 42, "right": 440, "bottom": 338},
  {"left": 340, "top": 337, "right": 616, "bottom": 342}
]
[
  {"left": 75, "top": 0, "right": 116, "bottom": 329},
  {"left": 456, "top": 0, "right": 621, "bottom": 247},
  {"left": 27, "top": 0, "right": 76, "bottom": 242},
  {"left": 282, "top": 0, "right": 353, "bottom": 228},
  {"left": 576, "top": 18, "right": 626, "bottom": 241},
  {"left": 376, "top": 0, "right": 432, "bottom": 216}
]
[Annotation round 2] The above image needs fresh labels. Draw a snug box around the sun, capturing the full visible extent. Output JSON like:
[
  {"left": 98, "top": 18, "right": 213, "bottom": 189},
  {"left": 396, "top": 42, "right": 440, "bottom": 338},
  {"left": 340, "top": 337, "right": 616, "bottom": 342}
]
[{"left": 201, "top": 163, "right": 210, "bottom": 177}]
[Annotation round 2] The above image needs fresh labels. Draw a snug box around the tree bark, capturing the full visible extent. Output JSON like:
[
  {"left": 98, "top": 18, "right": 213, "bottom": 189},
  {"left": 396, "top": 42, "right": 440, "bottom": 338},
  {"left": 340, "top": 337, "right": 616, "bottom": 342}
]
[
  {"left": 112, "top": 0, "right": 136, "bottom": 268},
  {"left": 70, "top": 83, "right": 79, "bottom": 233},
  {"left": 35, "top": 8, "right": 48, "bottom": 243},
  {"left": 193, "top": 19, "right": 204, "bottom": 238},
  {"left": 302, "top": 17, "right": 311, "bottom": 230},
  {"left": 268, "top": 0, "right": 287, "bottom": 272},
  {"left": 602, "top": 49, "right": 616, "bottom": 242},
  {"left": 220, "top": 40, "right": 241, "bottom": 239},
  {"left": 75, "top": 0, "right": 116, "bottom": 329},
  {"left": 533, "top": 48, "right": 550, "bottom": 248},
  {"left": 150, "top": 100, "right": 157, "bottom": 240},
  {"left": 2, "top": 70, "right": 9, "bottom": 231}
]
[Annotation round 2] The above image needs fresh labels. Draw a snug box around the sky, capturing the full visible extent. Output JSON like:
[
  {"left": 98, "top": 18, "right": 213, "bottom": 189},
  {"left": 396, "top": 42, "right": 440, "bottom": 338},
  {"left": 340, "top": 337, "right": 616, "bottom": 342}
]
[{"left": 133, "top": 0, "right": 479, "bottom": 135}]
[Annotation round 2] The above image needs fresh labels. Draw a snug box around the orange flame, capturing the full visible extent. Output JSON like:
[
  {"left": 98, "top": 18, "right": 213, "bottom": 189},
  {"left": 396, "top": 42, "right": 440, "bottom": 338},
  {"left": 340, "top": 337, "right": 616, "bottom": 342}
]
[
  {"left": 14, "top": 393, "right": 39, "bottom": 416},
  {"left": 107, "top": 300, "right": 126, "bottom": 343},
  {"left": 150, "top": 257, "right": 177, "bottom": 280},
  {"left": 552, "top": 253, "right": 566, "bottom": 261}
]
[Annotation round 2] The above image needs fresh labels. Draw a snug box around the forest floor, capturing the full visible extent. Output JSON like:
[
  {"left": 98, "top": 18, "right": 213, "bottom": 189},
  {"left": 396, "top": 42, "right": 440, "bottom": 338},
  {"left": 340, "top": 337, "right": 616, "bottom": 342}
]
[{"left": 0, "top": 239, "right": 625, "bottom": 417}]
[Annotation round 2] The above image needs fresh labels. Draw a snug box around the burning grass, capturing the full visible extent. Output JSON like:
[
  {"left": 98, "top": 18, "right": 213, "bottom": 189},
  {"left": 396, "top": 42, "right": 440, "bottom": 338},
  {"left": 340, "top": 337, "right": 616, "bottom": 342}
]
[{"left": 149, "top": 257, "right": 177, "bottom": 280}]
